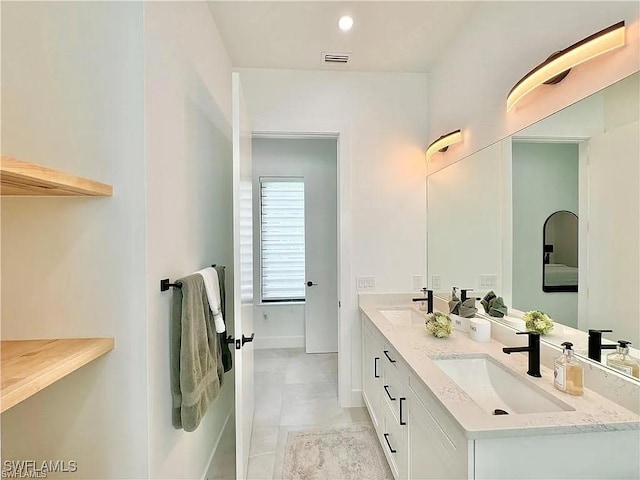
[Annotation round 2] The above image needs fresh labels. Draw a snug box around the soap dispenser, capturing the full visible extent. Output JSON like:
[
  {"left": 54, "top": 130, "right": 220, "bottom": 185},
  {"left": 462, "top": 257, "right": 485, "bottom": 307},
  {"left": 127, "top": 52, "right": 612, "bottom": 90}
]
[
  {"left": 554, "top": 342, "right": 584, "bottom": 396},
  {"left": 607, "top": 341, "right": 640, "bottom": 379}
]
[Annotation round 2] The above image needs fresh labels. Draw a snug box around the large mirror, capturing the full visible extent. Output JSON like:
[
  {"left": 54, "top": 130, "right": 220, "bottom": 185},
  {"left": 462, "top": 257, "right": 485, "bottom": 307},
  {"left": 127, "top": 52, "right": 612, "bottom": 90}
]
[{"left": 427, "top": 72, "right": 639, "bottom": 379}]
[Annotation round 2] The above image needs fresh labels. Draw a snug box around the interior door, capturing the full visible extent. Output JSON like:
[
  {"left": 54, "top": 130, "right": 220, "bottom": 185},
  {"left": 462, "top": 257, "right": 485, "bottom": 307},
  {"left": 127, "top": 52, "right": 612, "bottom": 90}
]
[
  {"left": 304, "top": 139, "right": 338, "bottom": 353},
  {"left": 232, "top": 72, "right": 254, "bottom": 480}
]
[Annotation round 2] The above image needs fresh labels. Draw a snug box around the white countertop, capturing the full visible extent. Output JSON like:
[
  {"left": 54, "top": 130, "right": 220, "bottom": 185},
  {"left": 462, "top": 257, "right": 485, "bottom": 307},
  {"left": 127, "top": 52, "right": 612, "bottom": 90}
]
[{"left": 360, "top": 301, "right": 640, "bottom": 439}]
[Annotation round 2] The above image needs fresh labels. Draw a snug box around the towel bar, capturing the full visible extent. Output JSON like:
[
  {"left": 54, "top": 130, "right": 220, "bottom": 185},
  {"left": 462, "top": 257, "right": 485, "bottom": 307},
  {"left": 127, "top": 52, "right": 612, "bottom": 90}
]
[{"left": 160, "top": 265, "right": 225, "bottom": 292}]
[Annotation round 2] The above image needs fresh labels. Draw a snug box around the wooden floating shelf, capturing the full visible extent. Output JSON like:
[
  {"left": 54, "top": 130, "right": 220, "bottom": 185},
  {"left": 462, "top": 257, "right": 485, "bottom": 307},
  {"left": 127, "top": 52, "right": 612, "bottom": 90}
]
[
  {"left": 1, "top": 156, "right": 113, "bottom": 196},
  {"left": 1, "top": 338, "right": 114, "bottom": 413}
]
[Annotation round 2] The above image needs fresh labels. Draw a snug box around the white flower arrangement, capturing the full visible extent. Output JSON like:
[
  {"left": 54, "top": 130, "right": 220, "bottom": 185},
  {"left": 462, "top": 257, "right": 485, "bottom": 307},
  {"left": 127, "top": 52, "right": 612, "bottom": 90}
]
[
  {"left": 523, "top": 310, "right": 554, "bottom": 335},
  {"left": 425, "top": 312, "right": 453, "bottom": 338}
]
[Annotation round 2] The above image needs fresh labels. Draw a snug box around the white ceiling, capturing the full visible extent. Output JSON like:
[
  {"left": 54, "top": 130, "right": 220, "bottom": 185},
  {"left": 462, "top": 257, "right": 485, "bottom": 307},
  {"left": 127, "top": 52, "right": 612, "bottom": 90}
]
[{"left": 207, "top": 1, "right": 480, "bottom": 73}]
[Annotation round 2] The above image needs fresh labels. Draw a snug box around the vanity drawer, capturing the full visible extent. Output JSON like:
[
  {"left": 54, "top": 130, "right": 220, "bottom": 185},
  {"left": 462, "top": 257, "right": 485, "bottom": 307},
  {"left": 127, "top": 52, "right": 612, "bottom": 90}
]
[
  {"left": 382, "top": 360, "right": 404, "bottom": 424},
  {"left": 362, "top": 315, "right": 384, "bottom": 344},
  {"left": 381, "top": 399, "right": 407, "bottom": 479},
  {"left": 408, "top": 372, "right": 466, "bottom": 451},
  {"left": 382, "top": 343, "right": 401, "bottom": 370}
]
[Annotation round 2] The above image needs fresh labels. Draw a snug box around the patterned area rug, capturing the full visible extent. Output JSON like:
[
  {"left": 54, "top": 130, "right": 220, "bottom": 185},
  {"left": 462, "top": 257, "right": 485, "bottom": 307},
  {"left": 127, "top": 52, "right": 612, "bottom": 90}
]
[{"left": 281, "top": 424, "right": 393, "bottom": 480}]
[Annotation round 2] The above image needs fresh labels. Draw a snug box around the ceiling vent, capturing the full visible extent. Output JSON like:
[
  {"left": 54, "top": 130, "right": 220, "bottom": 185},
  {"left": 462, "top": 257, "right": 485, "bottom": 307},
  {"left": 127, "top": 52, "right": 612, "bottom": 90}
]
[{"left": 322, "top": 52, "right": 350, "bottom": 65}]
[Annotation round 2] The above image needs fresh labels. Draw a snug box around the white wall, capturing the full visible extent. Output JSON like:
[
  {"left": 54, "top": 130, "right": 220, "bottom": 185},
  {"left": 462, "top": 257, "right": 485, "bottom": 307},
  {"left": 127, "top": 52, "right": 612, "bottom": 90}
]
[
  {"left": 144, "top": 3, "right": 235, "bottom": 478},
  {"left": 603, "top": 72, "right": 640, "bottom": 129},
  {"left": 252, "top": 304, "right": 305, "bottom": 349},
  {"left": 586, "top": 121, "right": 639, "bottom": 346},
  {"left": 252, "top": 137, "right": 338, "bottom": 350},
  {"left": 513, "top": 93, "right": 604, "bottom": 141},
  {"left": 1, "top": 3, "right": 148, "bottom": 478},
  {"left": 238, "top": 69, "right": 428, "bottom": 404},
  {"left": 1, "top": 3, "right": 237, "bottom": 478},
  {"left": 427, "top": 142, "right": 502, "bottom": 295},
  {"left": 584, "top": 73, "right": 640, "bottom": 346},
  {"left": 427, "top": 1, "right": 640, "bottom": 174},
  {"left": 511, "top": 142, "right": 579, "bottom": 327}
]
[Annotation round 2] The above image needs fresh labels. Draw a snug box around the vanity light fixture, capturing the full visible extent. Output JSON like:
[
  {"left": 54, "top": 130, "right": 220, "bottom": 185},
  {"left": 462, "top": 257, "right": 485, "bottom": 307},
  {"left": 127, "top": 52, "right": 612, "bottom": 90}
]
[
  {"left": 507, "top": 21, "right": 626, "bottom": 111},
  {"left": 425, "top": 129, "right": 462, "bottom": 162}
]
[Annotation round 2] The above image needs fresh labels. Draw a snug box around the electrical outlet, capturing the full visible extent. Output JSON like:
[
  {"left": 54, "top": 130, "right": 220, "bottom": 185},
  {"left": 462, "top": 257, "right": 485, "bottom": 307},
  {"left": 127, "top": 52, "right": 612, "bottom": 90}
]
[
  {"left": 356, "top": 276, "right": 375, "bottom": 290},
  {"left": 412, "top": 275, "right": 423, "bottom": 290},
  {"left": 431, "top": 274, "right": 442, "bottom": 290},
  {"left": 480, "top": 274, "right": 497, "bottom": 289}
]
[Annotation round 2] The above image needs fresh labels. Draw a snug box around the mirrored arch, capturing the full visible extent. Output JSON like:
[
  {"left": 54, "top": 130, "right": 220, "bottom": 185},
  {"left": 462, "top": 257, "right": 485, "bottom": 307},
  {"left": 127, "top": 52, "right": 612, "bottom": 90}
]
[{"left": 542, "top": 210, "right": 578, "bottom": 292}]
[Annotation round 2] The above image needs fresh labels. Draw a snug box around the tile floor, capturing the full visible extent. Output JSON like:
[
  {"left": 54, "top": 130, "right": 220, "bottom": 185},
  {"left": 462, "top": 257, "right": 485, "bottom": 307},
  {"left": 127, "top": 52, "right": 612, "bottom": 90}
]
[{"left": 208, "top": 347, "right": 373, "bottom": 480}]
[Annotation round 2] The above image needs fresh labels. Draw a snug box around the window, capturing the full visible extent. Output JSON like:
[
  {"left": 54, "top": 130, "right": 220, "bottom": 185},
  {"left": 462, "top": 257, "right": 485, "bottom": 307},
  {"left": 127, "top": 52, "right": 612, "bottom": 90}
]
[
  {"left": 239, "top": 181, "right": 254, "bottom": 302},
  {"left": 260, "top": 178, "right": 305, "bottom": 302}
]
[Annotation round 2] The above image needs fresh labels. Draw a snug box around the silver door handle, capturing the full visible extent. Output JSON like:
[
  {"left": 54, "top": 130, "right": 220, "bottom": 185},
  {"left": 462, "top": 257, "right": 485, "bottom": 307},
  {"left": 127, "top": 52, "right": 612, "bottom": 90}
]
[{"left": 306, "top": 281, "right": 318, "bottom": 287}]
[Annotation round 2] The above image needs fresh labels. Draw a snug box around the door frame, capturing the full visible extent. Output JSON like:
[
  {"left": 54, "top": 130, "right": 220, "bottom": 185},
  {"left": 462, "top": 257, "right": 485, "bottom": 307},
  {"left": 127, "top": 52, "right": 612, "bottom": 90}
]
[
  {"left": 232, "top": 72, "right": 254, "bottom": 480},
  {"left": 253, "top": 129, "right": 353, "bottom": 407}
]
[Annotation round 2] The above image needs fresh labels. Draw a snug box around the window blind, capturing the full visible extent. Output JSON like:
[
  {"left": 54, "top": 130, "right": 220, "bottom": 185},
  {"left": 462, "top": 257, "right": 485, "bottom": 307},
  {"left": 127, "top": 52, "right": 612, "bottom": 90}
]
[
  {"left": 260, "top": 179, "right": 305, "bottom": 302},
  {"left": 239, "top": 181, "right": 254, "bottom": 303}
]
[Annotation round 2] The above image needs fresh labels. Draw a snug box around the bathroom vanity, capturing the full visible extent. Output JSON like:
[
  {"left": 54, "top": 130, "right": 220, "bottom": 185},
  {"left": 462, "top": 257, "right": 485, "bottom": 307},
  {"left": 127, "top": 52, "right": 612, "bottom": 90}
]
[{"left": 360, "top": 298, "right": 639, "bottom": 480}]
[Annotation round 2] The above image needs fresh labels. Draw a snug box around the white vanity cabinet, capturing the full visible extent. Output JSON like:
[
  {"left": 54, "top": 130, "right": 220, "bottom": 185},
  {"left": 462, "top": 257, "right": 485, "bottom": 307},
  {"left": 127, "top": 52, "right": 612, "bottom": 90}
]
[
  {"left": 363, "top": 319, "right": 408, "bottom": 478},
  {"left": 361, "top": 312, "right": 640, "bottom": 480},
  {"left": 363, "top": 316, "right": 467, "bottom": 480},
  {"left": 362, "top": 320, "right": 383, "bottom": 431},
  {"left": 406, "top": 379, "right": 470, "bottom": 480},
  {"left": 380, "top": 345, "right": 408, "bottom": 479}
]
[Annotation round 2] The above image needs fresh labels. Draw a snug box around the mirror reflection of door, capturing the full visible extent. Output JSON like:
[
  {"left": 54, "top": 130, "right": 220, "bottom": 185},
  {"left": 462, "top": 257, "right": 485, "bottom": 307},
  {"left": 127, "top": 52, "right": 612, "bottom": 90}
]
[{"left": 543, "top": 210, "right": 578, "bottom": 292}]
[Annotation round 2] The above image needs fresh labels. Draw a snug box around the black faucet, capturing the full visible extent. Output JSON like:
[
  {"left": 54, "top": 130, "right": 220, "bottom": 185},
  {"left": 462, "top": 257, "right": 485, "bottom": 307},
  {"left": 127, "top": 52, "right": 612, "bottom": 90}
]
[
  {"left": 412, "top": 288, "right": 433, "bottom": 313},
  {"left": 460, "top": 288, "right": 473, "bottom": 302},
  {"left": 502, "top": 331, "right": 542, "bottom": 377},
  {"left": 588, "top": 329, "right": 617, "bottom": 363}
]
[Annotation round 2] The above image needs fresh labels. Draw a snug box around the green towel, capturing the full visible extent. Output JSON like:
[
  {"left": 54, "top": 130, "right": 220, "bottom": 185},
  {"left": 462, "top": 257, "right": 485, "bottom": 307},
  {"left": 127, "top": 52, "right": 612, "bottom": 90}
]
[
  {"left": 448, "top": 287, "right": 461, "bottom": 315},
  {"left": 215, "top": 265, "right": 233, "bottom": 373},
  {"left": 480, "top": 291, "right": 508, "bottom": 318},
  {"left": 171, "top": 274, "right": 223, "bottom": 432},
  {"left": 458, "top": 298, "right": 478, "bottom": 318},
  {"left": 481, "top": 291, "right": 497, "bottom": 314},
  {"left": 489, "top": 297, "right": 508, "bottom": 318}
]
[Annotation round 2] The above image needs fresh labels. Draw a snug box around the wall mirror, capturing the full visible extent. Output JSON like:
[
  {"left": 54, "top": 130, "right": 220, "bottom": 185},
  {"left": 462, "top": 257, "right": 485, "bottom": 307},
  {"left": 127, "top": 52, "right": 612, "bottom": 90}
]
[
  {"left": 542, "top": 211, "right": 578, "bottom": 293},
  {"left": 427, "top": 71, "right": 639, "bottom": 380}
]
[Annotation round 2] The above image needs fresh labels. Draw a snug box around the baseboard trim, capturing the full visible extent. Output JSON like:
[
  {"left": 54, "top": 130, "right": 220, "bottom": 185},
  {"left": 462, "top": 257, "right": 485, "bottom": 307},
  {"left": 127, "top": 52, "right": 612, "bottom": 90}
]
[
  {"left": 201, "top": 408, "right": 233, "bottom": 480},
  {"left": 350, "top": 389, "right": 365, "bottom": 407},
  {"left": 254, "top": 335, "right": 305, "bottom": 350}
]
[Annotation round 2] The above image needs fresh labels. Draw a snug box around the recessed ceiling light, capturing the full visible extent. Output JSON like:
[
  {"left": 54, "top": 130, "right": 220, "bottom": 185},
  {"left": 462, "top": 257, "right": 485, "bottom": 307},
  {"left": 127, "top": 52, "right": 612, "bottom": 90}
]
[{"left": 338, "top": 15, "right": 354, "bottom": 32}]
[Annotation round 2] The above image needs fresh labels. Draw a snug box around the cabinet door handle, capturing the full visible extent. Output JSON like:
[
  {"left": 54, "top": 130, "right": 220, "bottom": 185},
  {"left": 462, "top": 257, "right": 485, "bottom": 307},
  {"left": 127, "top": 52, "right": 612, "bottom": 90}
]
[
  {"left": 383, "top": 433, "right": 397, "bottom": 454},
  {"left": 383, "top": 385, "right": 396, "bottom": 401},
  {"left": 399, "top": 397, "right": 407, "bottom": 426},
  {"left": 383, "top": 350, "right": 396, "bottom": 364},
  {"left": 374, "top": 357, "right": 380, "bottom": 378}
]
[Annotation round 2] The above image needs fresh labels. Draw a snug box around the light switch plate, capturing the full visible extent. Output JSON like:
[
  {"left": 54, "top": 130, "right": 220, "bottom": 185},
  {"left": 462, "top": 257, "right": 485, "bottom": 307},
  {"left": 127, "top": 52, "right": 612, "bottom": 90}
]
[
  {"left": 412, "top": 275, "right": 423, "bottom": 290},
  {"left": 431, "top": 274, "right": 442, "bottom": 290},
  {"left": 356, "top": 276, "right": 375, "bottom": 290},
  {"left": 480, "top": 274, "right": 497, "bottom": 289}
]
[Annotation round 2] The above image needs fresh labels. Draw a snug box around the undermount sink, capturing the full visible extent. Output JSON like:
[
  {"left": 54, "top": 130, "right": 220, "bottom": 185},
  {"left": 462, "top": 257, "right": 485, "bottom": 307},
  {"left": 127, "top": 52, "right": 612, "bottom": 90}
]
[
  {"left": 431, "top": 354, "right": 574, "bottom": 415},
  {"left": 379, "top": 308, "right": 426, "bottom": 326}
]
